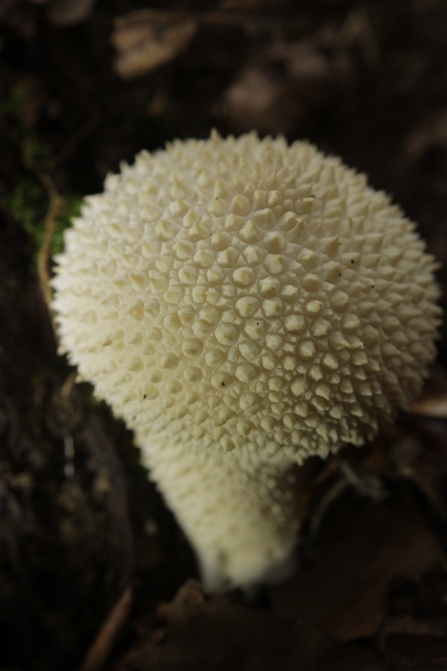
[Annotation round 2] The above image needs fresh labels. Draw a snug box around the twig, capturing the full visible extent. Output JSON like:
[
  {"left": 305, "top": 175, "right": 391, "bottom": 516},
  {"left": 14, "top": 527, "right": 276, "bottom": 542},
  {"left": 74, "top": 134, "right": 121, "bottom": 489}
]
[
  {"left": 36, "top": 171, "right": 65, "bottom": 341},
  {"left": 308, "top": 476, "right": 351, "bottom": 540},
  {"left": 61, "top": 370, "right": 78, "bottom": 399},
  {"left": 80, "top": 581, "right": 137, "bottom": 671},
  {"left": 308, "top": 460, "right": 385, "bottom": 539}
]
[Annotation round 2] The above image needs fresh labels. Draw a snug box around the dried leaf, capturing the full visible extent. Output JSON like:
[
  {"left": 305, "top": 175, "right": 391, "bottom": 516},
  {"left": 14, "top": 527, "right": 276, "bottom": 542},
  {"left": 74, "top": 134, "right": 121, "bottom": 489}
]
[
  {"left": 216, "top": 34, "right": 355, "bottom": 135},
  {"left": 411, "top": 391, "right": 447, "bottom": 419},
  {"left": 112, "top": 11, "right": 197, "bottom": 79},
  {"left": 384, "top": 632, "right": 447, "bottom": 670},
  {"left": 218, "top": 0, "right": 283, "bottom": 8},
  {"left": 270, "top": 492, "right": 447, "bottom": 641},
  {"left": 404, "top": 108, "right": 447, "bottom": 161},
  {"left": 118, "top": 580, "right": 383, "bottom": 671},
  {"left": 215, "top": 66, "right": 305, "bottom": 135},
  {"left": 46, "top": 0, "right": 97, "bottom": 26}
]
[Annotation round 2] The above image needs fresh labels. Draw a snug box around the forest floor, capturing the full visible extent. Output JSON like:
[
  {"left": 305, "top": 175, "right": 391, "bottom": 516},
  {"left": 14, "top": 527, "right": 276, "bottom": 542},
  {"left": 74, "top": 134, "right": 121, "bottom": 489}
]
[{"left": 2, "top": 1, "right": 447, "bottom": 669}]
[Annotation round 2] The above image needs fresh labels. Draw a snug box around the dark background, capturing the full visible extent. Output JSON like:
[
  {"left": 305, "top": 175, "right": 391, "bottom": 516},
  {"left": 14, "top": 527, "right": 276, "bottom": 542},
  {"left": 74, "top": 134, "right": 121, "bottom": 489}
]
[{"left": 1, "top": 1, "right": 447, "bottom": 669}]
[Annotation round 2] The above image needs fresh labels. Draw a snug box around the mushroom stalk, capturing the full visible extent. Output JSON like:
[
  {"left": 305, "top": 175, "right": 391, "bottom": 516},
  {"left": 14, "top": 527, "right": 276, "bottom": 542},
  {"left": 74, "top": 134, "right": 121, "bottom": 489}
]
[
  {"left": 53, "top": 130, "right": 441, "bottom": 591},
  {"left": 143, "top": 444, "right": 310, "bottom": 590}
]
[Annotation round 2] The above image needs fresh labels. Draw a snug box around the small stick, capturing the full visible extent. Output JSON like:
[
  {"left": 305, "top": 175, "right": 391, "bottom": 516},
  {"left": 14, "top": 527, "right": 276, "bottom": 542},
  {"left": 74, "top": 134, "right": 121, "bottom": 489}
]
[
  {"left": 36, "top": 173, "right": 64, "bottom": 335},
  {"left": 34, "top": 171, "right": 64, "bottom": 343},
  {"left": 80, "top": 581, "right": 137, "bottom": 671},
  {"left": 61, "top": 369, "right": 78, "bottom": 399}
]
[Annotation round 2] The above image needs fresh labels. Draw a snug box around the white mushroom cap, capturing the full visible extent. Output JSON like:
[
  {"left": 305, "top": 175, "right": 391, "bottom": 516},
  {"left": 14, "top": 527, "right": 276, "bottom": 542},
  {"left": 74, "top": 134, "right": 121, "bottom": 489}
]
[{"left": 52, "top": 130, "right": 441, "bottom": 589}]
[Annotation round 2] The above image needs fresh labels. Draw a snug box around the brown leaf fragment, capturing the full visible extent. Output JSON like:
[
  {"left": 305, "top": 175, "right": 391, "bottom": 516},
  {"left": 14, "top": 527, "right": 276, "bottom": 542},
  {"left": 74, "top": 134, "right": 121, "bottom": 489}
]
[
  {"left": 46, "top": 0, "right": 97, "bottom": 26},
  {"left": 410, "top": 366, "right": 447, "bottom": 418},
  {"left": 215, "top": 66, "right": 305, "bottom": 136},
  {"left": 404, "top": 108, "right": 447, "bottom": 162},
  {"left": 215, "top": 32, "right": 356, "bottom": 135},
  {"left": 118, "top": 579, "right": 383, "bottom": 671},
  {"left": 411, "top": 391, "right": 447, "bottom": 419},
  {"left": 112, "top": 11, "right": 197, "bottom": 79},
  {"left": 218, "top": 0, "right": 284, "bottom": 8},
  {"left": 380, "top": 577, "right": 447, "bottom": 668},
  {"left": 270, "top": 492, "right": 447, "bottom": 641},
  {"left": 384, "top": 632, "right": 447, "bottom": 670}
]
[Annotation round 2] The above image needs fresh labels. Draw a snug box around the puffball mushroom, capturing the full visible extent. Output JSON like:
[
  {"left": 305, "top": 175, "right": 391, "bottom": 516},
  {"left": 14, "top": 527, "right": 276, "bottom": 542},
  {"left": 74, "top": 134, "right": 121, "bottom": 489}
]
[{"left": 52, "top": 130, "right": 441, "bottom": 591}]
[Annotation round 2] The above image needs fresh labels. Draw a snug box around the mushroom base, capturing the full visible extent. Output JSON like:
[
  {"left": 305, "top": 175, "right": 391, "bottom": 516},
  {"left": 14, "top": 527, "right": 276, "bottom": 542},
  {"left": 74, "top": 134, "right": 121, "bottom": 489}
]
[{"left": 141, "top": 443, "right": 315, "bottom": 591}]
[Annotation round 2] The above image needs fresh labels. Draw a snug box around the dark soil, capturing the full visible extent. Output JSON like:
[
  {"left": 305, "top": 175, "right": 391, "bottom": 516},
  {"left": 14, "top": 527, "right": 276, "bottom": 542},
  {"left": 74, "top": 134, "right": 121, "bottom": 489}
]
[{"left": 2, "top": 1, "right": 447, "bottom": 670}]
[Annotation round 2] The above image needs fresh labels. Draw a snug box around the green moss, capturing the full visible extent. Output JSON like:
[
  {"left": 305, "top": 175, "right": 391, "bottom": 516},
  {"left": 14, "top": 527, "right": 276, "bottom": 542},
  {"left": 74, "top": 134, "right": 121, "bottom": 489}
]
[
  {"left": 2, "top": 81, "right": 29, "bottom": 120},
  {"left": 1, "top": 76, "right": 83, "bottom": 262},
  {"left": 3, "top": 180, "right": 83, "bottom": 260},
  {"left": 5, "top": 180, "right": 46, "bottom": 241},
  {"left": 22, "top": 136, "right": 53, "bottom": 170}
]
